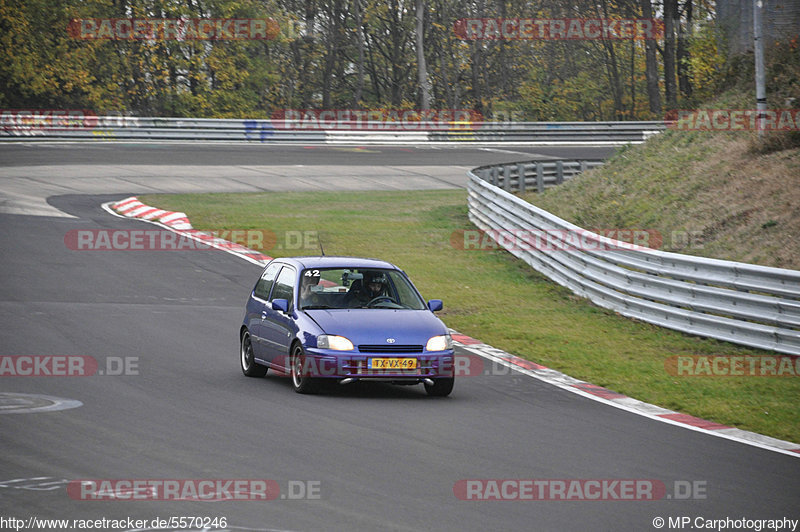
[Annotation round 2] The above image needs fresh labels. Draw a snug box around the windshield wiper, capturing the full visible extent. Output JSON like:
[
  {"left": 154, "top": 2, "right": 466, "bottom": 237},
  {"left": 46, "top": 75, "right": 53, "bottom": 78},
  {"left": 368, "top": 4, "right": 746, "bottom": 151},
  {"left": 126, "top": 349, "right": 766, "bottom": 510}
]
[{"left": 301, "top": 305, "right": 335, "bottom": 310}]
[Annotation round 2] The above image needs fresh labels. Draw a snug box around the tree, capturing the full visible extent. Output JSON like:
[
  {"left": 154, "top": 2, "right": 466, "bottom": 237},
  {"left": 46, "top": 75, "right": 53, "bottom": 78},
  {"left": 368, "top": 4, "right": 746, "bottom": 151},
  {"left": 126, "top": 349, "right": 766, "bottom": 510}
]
[
  {"left": 663, "top": 0, "right": 679, "bottom": 109},
  {"left": 415, "top": 0, "right": 430, "bottom": 109},
  {"left": 677, "top": 0, "right": 693, "bottom": 99},
  {"left": 640, "top": 0, "right": 662, "bottom": 115}
]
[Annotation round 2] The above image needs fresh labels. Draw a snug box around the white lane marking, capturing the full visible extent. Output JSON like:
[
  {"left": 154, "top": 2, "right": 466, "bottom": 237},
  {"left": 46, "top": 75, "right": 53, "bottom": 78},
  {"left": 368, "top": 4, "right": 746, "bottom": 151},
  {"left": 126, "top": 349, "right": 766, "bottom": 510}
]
[
  {"left": 0, "top": 393, "right": 82, "bottom": 414},
  {"left": 477, "top": 147, "right": 559, "bottom": 158},
  {"left": 0, "top": 477, "right": 69, "bottom": 490}
]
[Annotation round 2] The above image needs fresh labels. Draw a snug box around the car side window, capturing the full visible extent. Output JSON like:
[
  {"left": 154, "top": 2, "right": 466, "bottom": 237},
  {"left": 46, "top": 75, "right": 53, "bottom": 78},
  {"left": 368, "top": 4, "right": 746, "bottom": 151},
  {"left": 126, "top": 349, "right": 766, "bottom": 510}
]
[
  {"left": 254, "top": 263, "right": 282, "bottom": 300},
  {"left": 270, "top": 266, "right": 296, "bottom": 306}
]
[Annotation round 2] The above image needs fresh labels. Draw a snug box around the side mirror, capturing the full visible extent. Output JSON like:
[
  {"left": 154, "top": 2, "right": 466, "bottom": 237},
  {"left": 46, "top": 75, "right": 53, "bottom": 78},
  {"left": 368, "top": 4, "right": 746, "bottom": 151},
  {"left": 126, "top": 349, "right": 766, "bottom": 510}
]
[
  {"left": 427, "top": 299, "right": 443, "bottom": 312},
  {"left": 272, "top": 299, "right": 289, "bottom": 313}
]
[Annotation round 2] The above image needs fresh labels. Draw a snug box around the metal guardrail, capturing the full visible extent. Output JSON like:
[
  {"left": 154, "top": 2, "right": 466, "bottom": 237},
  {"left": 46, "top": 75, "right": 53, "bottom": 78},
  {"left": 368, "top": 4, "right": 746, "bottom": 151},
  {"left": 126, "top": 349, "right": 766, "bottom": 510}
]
[
  {"left": 0, "top": 115, "right": 665, "bottom": 145},
  {"left": 478, "top": 159, "right": 605, "bottom": 193},
  {"left": 468, "top": 161, "right": 800, "bottom": 355}
]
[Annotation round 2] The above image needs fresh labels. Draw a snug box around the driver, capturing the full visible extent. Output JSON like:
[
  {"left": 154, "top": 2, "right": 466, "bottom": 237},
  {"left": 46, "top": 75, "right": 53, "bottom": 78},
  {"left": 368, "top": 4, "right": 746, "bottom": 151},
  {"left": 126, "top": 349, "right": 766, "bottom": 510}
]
[{"left": 346, "top": 271, "right": 388, "bottom": 307}]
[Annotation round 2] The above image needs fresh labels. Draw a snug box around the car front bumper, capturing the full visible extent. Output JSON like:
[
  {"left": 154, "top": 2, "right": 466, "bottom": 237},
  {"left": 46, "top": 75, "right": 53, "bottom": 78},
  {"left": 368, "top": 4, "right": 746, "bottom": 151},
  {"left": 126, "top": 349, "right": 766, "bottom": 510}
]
[{"left": 300, "top": 349, "right": 456, "bottom": 379}]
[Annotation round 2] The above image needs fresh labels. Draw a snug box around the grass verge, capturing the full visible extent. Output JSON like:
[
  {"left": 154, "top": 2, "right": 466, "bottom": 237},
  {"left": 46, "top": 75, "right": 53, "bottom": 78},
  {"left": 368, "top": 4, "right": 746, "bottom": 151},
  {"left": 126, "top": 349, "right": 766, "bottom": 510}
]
[
  {"left": 141, "top": 189, "right": 800, "bottom": 444},
  {"left": 521, "top": 131, "right": 799, "bottom": 271}
]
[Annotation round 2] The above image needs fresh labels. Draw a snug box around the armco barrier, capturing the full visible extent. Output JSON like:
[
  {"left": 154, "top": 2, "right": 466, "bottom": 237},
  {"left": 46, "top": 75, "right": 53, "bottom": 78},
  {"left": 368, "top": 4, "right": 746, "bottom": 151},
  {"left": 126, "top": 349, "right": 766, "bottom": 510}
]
[
  {"left": 468, "top": 161, "right": 800, "bottom": 355},
  {"left": 0, "top": 115, "right": 664, "bottom": 145},
  {"left": 477, "top": 159, "right": 605, "bottom": 193}
]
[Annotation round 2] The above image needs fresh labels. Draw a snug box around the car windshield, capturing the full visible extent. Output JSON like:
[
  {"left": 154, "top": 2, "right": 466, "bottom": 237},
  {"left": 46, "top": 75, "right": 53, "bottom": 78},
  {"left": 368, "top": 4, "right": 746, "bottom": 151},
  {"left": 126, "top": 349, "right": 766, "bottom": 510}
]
[{"left": 299, "top": 268, "right": 426, "bottom": 310}]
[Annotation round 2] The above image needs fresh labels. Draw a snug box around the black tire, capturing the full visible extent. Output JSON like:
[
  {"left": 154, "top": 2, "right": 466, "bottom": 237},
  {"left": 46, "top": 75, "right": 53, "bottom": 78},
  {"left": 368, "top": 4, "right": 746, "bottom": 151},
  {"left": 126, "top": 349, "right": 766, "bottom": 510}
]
[
  {"left": 290, "top": 343, "right": 319, "bottom": 394},
  {"left": 424, "top": 377, "right": 454, "bottom": 397},
  {"left": 240, "top": 330, "right": 267, "bottom": 377}
]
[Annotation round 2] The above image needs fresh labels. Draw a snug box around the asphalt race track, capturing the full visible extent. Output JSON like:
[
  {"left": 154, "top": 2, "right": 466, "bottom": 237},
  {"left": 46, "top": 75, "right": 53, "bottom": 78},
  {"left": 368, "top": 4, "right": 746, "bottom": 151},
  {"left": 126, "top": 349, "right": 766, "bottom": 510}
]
[{"left": 1, "top": 143, "right": 798, "bottom": 532}]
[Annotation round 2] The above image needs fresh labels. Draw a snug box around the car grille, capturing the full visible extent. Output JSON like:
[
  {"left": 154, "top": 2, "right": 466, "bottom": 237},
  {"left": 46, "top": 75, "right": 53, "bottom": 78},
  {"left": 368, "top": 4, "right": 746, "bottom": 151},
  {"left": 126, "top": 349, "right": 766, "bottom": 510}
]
[{"left": 357, "top": 344, "right": 424, "bottom": 353}]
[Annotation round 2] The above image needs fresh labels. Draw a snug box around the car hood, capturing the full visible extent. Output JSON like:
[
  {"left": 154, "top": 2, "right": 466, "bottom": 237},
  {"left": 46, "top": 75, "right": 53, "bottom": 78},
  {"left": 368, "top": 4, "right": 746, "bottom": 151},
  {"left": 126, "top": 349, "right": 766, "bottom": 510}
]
[{"left": 304, "top": 308, "right": 447, "bottom": 346}]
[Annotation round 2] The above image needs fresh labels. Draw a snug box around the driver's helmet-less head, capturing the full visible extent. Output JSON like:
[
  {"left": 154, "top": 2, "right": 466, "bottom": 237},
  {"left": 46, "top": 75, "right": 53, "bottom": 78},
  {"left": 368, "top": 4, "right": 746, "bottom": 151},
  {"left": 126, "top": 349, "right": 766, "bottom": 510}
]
[
  {"left": 302, "top": 270, "right": 321, "bottom": 289},
  {"left": 363, "top": 271, "right": 387, "bottom": 297}
]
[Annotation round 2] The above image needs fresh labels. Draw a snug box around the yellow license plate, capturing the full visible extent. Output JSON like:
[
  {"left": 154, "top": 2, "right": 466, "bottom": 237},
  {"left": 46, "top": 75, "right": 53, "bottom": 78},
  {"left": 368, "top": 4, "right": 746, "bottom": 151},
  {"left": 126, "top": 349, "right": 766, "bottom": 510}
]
[{"left": 369, "top": 358, "right": 417, "bottom": 370}]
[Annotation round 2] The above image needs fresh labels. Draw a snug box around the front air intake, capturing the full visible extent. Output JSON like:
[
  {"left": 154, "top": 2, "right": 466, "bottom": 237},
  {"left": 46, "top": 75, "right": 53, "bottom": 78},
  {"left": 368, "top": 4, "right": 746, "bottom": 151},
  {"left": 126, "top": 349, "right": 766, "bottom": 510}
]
[{"left": 358, "top": 345, "right": 424, "bottom": 353}]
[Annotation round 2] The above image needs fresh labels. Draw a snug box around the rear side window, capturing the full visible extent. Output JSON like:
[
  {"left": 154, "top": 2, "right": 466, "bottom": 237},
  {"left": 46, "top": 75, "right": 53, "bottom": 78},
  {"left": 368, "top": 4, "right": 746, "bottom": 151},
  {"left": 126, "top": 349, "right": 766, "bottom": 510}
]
[
  {"left": 271, "top": 266, "right": 296, "bottom": 305},
  {"left": 254, "top": 262, "right": 282, "bottom": 300}
]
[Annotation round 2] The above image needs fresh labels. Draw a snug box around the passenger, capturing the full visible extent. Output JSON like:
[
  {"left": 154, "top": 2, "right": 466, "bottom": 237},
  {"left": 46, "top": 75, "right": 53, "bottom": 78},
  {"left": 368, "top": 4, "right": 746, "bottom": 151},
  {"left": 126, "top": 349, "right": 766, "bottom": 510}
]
[{"left": 299, "top": 270, "right": 322, "bottom": 308}]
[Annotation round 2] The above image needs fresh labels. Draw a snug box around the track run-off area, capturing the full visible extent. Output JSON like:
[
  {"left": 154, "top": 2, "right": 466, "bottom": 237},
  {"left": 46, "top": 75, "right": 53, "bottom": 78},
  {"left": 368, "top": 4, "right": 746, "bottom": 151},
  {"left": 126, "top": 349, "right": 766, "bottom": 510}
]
[{"left": 1, "top": 142, "right": 798, "bottom": 532}]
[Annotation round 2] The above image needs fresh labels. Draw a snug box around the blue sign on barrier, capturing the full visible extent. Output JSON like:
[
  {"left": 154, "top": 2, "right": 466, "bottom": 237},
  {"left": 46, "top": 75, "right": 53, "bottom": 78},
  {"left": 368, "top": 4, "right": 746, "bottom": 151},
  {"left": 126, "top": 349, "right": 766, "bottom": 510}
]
[{"left": 244, "top": 120, "right": 275, "bottom": 141}]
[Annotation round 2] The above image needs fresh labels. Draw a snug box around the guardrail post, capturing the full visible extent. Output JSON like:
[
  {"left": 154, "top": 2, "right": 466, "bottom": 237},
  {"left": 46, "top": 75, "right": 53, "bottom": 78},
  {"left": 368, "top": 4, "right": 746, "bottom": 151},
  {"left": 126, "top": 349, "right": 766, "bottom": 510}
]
[
  {"left": 491, "top": 166, "right": 499, "bottom": 186},
  {"left": 556, "top": 161, "right": 564, "bottom": 185},
  {"left": 536, "top": 163, "right": 544, "bottom": 193},
  {"left": 580, "top": 160, "right": 587, "bottom": 173},
  {"left": 503, "top": 166, "right": 512, "bottom": 192},
  {"left": 518, "top": 163, "right": 526, "bottom": 193}
]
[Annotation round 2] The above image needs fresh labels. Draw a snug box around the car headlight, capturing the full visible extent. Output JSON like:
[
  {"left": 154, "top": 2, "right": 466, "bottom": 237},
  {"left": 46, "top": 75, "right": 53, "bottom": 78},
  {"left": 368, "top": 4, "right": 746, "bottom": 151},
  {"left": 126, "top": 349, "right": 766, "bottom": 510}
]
[
  {"left": 317, "top": 334, "right": 354, "bottom": 351},
  {"left": 426, "top": 334, "right": 453, "bottom": 352}
]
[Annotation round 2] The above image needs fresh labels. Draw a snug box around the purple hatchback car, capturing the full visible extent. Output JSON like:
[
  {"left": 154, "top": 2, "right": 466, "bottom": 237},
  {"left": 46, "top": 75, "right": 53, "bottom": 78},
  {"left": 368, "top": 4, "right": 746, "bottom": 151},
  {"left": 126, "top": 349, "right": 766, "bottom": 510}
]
[{"left": 240, "top": 257, "right": 455, "bottom": 396}]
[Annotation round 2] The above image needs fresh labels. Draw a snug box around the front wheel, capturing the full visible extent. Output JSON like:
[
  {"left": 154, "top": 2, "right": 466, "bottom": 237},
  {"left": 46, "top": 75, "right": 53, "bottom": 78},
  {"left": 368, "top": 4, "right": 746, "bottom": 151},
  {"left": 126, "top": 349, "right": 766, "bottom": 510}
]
[
  {"left": 290, "top": 344, "right": 319, "bottom": 394},
  {"left": 424, "top": 377, "right": 454, "bottom": 397},
  {"left": 240, "top": 331, "right": 267, "bottom": 377}
]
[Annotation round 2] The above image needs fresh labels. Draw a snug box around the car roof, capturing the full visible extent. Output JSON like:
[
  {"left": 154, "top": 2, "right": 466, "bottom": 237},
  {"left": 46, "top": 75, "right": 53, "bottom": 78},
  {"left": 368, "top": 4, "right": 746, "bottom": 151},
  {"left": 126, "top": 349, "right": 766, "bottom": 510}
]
[{"left": 269, "top": 256, "right": 399, "bottom": 271}]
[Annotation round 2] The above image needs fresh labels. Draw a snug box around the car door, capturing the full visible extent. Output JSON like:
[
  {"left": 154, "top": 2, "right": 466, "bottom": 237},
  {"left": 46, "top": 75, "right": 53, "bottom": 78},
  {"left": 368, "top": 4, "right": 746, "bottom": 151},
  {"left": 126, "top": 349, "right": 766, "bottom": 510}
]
[
  {"left": 261, "top": 265, "right": 297, "bottom": 368},
  {"left": 246, "top": 262, "right": 282, "bottom": 359}
]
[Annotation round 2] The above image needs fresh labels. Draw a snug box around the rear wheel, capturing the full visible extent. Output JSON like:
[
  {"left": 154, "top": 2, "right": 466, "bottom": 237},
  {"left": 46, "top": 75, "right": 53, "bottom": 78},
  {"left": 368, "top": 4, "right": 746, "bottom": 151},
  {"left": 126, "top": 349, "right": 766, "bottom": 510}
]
[
  {"left": 290, "top": 343, "right": 319, "bottom": 394},
  {"left": 424, "top": 377, "right": 454, "bottom": 397},
  {"left": 240, "top": 331, "right": 267, "bottom": 377}
]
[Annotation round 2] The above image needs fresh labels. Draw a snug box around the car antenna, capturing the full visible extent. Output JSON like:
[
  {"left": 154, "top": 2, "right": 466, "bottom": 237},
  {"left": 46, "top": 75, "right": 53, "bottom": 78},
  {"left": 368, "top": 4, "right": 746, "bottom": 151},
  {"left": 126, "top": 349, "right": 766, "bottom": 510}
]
[{"left": 319, "top": 235, "right": 325, "bottom": 256}]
